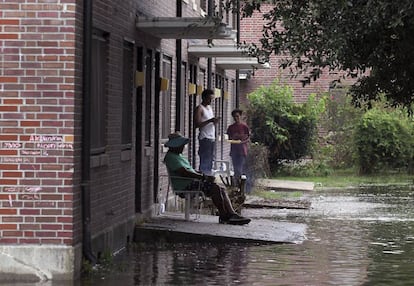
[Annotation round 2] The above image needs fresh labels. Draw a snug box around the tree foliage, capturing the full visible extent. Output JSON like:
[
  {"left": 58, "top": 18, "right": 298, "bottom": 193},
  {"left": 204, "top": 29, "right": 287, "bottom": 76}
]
[{"left": 226, "top": 0, "right": 414, "bottom": 109}]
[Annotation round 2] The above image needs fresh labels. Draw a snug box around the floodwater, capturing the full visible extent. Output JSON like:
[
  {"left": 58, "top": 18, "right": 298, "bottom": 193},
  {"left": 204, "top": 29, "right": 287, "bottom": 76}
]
[
  {"left": 78, "top": 185, "right": 414, "bottom": 286},
  {"left": 13, "top": 185, "right": 411, "bottom": 286}
]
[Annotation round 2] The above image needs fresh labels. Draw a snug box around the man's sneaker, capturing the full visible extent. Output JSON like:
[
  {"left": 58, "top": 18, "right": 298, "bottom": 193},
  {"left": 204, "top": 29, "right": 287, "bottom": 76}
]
[
  {"left": 219, "top": 215, "right": 230, "bottom": 224},
  {"left": 219, "top": 214, "right": 251, "bottom": 225}
]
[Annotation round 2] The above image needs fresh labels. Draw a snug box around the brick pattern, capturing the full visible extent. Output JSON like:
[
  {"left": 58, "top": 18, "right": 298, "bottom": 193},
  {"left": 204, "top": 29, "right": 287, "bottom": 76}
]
[
  {"left": 0, "top": 0, "right": 237, "bottom": 250},
  {"left": 0, "top": 0, "right": 78, "bottom": 245},
  {"left": 239, "top": 4, "right": 357, "bottom": 105}
]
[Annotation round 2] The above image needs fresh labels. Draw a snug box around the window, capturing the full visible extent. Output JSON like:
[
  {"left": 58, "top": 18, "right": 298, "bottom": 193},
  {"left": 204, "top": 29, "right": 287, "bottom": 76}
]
[
  {"left": 145, "top": 49, "right": 152, "bottom": 146},
  {"left": 198, "top": 69, "right": 206, "bottom": 89},
  {"left": 90, "top": 29, "right": 108, "bottom": 154},
  {"left": 224, "top": 78, "right": 229, "bottom": 128},
  {"left": 214, "top": 74, "right": 224, "bottom": 136},
  {"left": 232, "top": 9, "right": 238, "bottom": 30},
  {"left": 180, "top": 62, "right": 187, "bottom": 134},
  {"left": 200, "top": 0, "right": 207, "bottom": 13},
  {"left": 161, "top": 56, "right": 172, "bottom": 139},
  {"left": 122, "top": 40, "right": 134, "bottom": 148},
  {"left": 225, "top": 2, "right": 230, "bottom": 25},
  {"left": 218, "top": 0, "right": 223, "bottom": 19}
]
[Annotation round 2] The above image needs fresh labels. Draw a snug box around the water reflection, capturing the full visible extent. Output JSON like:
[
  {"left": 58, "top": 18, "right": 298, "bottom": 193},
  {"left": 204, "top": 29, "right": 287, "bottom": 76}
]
[
  {"left": 128, "top": 243, "right": 252, "bottom": 285},
  {"left": 80, "top": 185, "right": 414, "bottom": 286}
]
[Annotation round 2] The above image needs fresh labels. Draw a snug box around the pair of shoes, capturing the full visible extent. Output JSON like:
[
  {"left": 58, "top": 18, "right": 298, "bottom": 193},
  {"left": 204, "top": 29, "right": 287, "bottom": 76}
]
[
  {"left": 219, "top": 215, "right": 230, "bottom": 224},
  {"left": 219, "top": 214, "right": 251, "bottom": 225},
  {"left": 228, "top": 214, "right": 251, "bottom": 225}
]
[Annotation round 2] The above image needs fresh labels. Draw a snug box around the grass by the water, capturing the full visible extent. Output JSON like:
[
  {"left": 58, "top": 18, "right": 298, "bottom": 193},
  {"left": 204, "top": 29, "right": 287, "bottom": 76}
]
[
  {"left": 273, "top": 169, "right": 413, "bottom": 188},
  {"left": 250, "top": 170, "right": 413, "bottom": 200}
]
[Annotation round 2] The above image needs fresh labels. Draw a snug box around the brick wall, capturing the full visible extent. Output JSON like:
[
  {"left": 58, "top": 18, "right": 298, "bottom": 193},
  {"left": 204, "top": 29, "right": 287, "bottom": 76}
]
[
  {"left": 0, "top": 0, "right": 241, "bottom": 280},
  {"left": 239, "top": 4, "right": 356, "bottom": 105},
  {"left": 0, "top": 0, "right": 79, "bottom": 245},
  {"left": 0, "top": 0, "right": 239, "bottom": 253}
]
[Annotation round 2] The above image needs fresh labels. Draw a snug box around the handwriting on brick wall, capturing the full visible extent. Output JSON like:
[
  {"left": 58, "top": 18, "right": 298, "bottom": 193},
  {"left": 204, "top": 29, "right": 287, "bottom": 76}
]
[
  {"left": 3, "top": 186, "right": 42, "bottom": 202},
  {"left": 0, "top": 134, "right": 74, "bottom": 203}
]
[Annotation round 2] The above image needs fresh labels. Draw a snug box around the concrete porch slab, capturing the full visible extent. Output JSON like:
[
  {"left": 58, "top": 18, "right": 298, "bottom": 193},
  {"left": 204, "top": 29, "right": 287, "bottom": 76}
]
[{"left": 134, "top": 212, "right": 306, "bottom": 245}]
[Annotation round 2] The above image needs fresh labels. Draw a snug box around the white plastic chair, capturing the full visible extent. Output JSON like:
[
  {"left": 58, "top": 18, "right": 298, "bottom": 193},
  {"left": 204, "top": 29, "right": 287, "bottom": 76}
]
[
  {"left": 166, "top": 173, "right": 204, "bottom": 221},
  {"left": 213, "top": 160, "right": 233, "bottom": 178}
]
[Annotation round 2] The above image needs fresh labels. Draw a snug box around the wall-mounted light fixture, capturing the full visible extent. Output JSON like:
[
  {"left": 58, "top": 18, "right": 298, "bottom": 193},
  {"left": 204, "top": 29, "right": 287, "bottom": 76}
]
[
  {"left": 188, "top": 83, "right": 196, "bottom": 94},
  {"left": 135, "top": 71, "right": 144, "bottom": 87},
  {"left": 160, "top": 77, "right": 169, "bottom": 91},
  {"left": 214, "top": 88, "right": 221, "bottom": 98},
  {"left": 196, "top": 85, "right": 203, "bottom": 95}
]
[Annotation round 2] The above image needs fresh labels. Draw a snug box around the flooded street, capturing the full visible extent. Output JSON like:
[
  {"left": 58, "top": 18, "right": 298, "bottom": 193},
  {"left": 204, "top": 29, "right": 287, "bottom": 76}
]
[{"left": 81, "top": 185, "right": 414, "bottom": 286}]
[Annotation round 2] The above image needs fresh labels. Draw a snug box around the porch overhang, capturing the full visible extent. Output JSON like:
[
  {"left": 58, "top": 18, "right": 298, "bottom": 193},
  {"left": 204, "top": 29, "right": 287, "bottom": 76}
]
[
  {"left": 215, "top": 57, "right": 271, "bottom": 70},
  {"left": 188, "top": 44, "right": 248, "bottom": 58},
  {"left": 136, "top": 17, "right": 236, "bottom": 40}
]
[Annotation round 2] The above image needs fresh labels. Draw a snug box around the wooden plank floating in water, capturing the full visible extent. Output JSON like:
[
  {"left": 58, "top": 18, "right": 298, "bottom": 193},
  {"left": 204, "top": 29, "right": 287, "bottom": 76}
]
[
  {"left": 256, "top": 179, "right": 315, "bottom": 192},
  {"left": 244, "top": 198, "right": 311, "bottom": 210}
]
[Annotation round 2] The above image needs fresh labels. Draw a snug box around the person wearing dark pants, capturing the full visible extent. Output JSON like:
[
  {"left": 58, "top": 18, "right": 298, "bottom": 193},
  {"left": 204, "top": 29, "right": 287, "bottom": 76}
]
[
  {"left": 227, "top": 109, "right": 250, "bottom": 191},
  {"left": 164, "top": 132, "right": 251, "bottom": 225}
]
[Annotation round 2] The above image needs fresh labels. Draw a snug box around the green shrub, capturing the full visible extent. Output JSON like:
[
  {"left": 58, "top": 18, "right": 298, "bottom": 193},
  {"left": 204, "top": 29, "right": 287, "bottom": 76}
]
[
  {"left": 354, "top": 107, "right": 414, "bottom": 174},
  {"left": 318, "top": 93, "right": 364, "bottom": 169},
  {"left": 246, "top": 80, "right": 325, "bottom": 169},
  {"left": 274, "top": 159, "right": 333, "bottom": 177}
]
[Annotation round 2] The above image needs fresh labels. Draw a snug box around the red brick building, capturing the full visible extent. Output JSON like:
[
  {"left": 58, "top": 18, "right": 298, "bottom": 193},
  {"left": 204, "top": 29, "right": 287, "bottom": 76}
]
[
  {"left": 0, "top": 0, "right": 254, "bottom": 282},
  {"left": 1, "top": 1, "right": 354, "bottom": 282},
  {"left": 239, "top": 4, "right": 356, "bottom": 106}
]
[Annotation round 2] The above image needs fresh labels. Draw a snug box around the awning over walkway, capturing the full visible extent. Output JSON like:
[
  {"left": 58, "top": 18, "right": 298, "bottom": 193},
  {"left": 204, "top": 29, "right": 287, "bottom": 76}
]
[
  {"left": 136, "top": 17, "right": 236, "bottom": 40},
  {"left": 215, "top": 57, "right": 270, "bottom": 70},
  {"left": 188, "top": 44, "right": 248, "bottom": 58},
  {"left": 188, "top": 44, "right": 270, "bottom": 71}
]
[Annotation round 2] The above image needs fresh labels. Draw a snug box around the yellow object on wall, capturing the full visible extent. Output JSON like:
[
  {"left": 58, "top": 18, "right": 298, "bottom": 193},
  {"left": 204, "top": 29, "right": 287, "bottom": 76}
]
[
  {"left": 196, "top": 85, "right": 203, "bottom": 95},
  {"left": 135, "top": 71, "right": 144, "bottom": 87},
  {"left": 188, "top": 83, "right": 196, "bottom": 94},
  {"left": 160, "top": 77, "right": 169, "bottom": 91},
  {"left": 223, "top": 91, "right": 229, "bottom": 99},
  {"left": 214, "top": 88, "right": 221, "bottom": 98}
]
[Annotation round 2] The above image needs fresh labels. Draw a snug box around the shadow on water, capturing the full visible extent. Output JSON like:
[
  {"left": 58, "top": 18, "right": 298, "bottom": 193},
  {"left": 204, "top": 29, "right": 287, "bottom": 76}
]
[{"left": 74, "top": 185, "right": 414, "bottom": 286}]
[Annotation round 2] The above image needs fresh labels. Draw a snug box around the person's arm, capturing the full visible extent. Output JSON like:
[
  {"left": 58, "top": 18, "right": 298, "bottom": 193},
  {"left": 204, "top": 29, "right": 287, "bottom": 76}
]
[
  {"left": 175, "top": 166, "right": 215, "bottom": 182},
  {"left": 194, "top": 105, "right": 219, "bottom": 129},
  {"left": 241, "top": 124, "right": 250, "bottom": 143},
  {"left": 175, "top": 166, "right": 204, "bottom": 180},
  {"left": 226, "top": 125, "right": 233, "bottom": 140}
]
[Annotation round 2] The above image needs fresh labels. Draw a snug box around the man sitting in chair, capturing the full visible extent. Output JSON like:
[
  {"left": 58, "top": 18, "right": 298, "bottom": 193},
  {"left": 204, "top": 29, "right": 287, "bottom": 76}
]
[{"left": 164, "top": 132, "right": 251, "bottom": 225}]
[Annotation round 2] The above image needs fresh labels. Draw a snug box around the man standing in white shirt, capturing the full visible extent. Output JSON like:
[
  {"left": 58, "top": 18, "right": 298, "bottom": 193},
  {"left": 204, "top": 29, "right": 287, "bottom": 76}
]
[{"left": 194, "top": 89, "right": 219, "bottom": 175}]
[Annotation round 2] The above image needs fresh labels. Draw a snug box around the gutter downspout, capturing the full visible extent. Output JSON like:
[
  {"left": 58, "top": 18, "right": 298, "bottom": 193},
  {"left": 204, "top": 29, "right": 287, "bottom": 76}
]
[
  {"left": 175, "top": 0, "right": 182, "bottom": 130},
  {"left": 207, "top": 0, "right": 213, "bottom": 89},
  {"left": 235, "top": 0, "right": 240, "bottom": 107},
  {"left": 81, "top": 0, "right": 96, "bottom": 264}
]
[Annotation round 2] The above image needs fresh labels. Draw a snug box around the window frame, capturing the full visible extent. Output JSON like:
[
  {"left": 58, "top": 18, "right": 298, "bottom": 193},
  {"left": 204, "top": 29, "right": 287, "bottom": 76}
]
[
  {"left": 90, "top": 28, "right": 108, "bottom": 155},
  {"left": 161, "top": 55, "right": 172, "bottom": 139},
  {"left": 121, "top": 40, "right": 134, "bottom": 149}
]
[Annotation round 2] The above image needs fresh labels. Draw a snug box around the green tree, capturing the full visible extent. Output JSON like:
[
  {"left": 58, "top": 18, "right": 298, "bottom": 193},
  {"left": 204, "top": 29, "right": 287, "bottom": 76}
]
[{"left": 227, "top": 0, "right": 414, "bottom": 109}]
